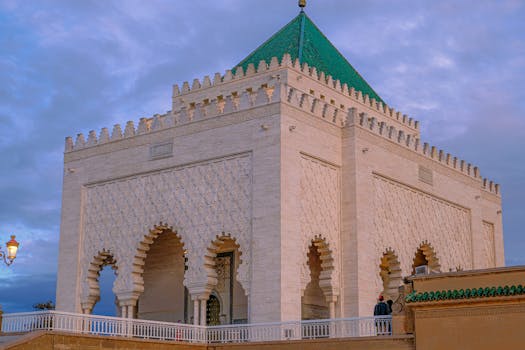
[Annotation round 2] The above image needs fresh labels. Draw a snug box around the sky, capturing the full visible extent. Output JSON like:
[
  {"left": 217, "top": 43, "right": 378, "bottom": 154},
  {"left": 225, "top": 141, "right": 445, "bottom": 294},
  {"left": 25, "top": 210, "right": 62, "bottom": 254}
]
[{"left": 0, "top": 0, "right": 523, "bottom": 314}]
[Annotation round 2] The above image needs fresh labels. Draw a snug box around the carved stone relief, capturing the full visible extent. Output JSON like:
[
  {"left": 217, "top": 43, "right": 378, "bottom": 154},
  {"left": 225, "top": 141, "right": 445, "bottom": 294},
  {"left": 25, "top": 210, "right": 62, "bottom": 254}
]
[
  {"left": 482, "top": 221, "right": 496, "bottom": 268},
  {"left": 372, "top": 174, "right": 472, "bottom": 293},
  {"left": 299, "top": 154, "right": 340, "bottom": 294},
  {"left": 80, "top": 153, "right": 252, "bottom": 304}
]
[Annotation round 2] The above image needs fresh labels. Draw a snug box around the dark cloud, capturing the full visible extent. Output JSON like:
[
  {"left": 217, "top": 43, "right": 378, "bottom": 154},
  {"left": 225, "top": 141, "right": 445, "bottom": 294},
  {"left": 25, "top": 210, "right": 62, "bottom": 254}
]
[{"left": 0, "top": 0, "right": 523, "bottom": 312}]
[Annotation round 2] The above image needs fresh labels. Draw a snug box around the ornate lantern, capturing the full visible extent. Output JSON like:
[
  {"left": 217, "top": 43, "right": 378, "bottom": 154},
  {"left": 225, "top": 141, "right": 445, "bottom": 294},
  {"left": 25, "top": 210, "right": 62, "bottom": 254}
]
[{"left": 2, "top": 235, "right": 19, "bottom": 266}]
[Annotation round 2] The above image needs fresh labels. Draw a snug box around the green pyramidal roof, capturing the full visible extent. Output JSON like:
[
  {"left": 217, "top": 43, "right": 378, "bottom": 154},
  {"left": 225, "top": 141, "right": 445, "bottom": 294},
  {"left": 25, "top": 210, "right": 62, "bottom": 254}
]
[{"left": 235, "top": 11, "right": 383, "bottom": 103}]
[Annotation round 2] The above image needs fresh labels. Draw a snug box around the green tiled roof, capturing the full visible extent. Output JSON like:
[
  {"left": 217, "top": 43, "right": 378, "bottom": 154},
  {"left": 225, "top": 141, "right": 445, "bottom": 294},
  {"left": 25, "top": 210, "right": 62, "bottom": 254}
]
[
  {"left": 405, "top": 284, "right": 525, "bottom": 303},
  {"left": 235, "top": 11, "right": 383, "bottom": 103}
]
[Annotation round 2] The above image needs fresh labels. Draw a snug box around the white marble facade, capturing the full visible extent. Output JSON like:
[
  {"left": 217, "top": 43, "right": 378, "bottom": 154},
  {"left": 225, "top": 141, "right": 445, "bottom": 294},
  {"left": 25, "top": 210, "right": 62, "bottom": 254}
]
[{"left": 56, "top": 55, "right": 504, "bottom": 324}]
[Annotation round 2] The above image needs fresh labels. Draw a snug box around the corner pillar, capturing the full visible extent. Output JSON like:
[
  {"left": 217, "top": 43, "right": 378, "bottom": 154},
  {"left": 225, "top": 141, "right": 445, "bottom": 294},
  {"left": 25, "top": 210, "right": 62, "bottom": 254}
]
[
  {"left": 187, "top": 283, "right": 212, "bottom": 326},
  {"left": 200, "top": 297, "right": 208, "bottom": 326},
  {"left": 116, "top": 291, "right": 140, "bottom": 319},
  {"left": 325, "top": 295, "right": 338, "bottom": 319},
  {"left": 320, "top": 278, "right": 339, "bottom": 319},
  {"left": 120, "top": 306, "right": 127, "bottom": 318},
  {"left": 193, "top": 298, "right": 200, "bottom": 325}
]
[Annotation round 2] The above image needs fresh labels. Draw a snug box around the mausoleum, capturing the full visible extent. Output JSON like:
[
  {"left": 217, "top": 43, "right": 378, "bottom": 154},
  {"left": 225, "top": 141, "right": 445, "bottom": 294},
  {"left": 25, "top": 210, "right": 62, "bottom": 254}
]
[{"left": 55, "top": 4, "right": 504, "bottom": 326}]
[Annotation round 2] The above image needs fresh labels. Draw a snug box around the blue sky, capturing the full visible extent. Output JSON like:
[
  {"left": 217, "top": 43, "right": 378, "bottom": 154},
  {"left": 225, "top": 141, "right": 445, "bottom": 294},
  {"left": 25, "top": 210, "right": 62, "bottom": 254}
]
[{"left": 0, "top": 0, "right": 523, "bottom": 314}]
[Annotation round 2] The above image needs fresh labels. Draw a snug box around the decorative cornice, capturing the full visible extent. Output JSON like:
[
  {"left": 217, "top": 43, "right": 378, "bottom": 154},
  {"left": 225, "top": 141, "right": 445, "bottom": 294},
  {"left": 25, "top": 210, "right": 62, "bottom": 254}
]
[{"left": 406, "top": 284, "right": 525, "bottom": 303}]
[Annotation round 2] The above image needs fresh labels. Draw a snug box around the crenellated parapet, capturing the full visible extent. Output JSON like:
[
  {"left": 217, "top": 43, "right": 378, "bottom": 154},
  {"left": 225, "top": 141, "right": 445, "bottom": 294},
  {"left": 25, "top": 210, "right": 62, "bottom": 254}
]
[
  {"left": 64, "top": 52, "right": 500, "bottom": 196},
  {"left": 64, "top": 85, "right": 281, "bottom": 153},
  {"left": 66, "top": 53, "right": 418, "bottom": 154},
  {"left": 284, "top": 84, "right": 347, "bottom": 127},
  {"left": 481, "top": 178, "right": 500, "bottom": 196},
  {"left": 173, "top": 53, "right": 419, "bottom": 135},
  {"left": 341, "top": 108, "right": 500, "bottom": 196}
]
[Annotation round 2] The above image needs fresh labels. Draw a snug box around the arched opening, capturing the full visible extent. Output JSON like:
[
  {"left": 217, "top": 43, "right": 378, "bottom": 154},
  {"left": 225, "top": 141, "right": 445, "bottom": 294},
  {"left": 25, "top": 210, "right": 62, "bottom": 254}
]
[
  {"left": 204, "top": 235, "right": 248, "bottom": 325},
  {"left": 301, "top": 242, "right": 329, "bottom": 320},
  {"left": 412, "top": 242, "right": 441, "bottom": 274},
  {"left": 82, "top": 251, "right": 118, "bottom": 315},
  {"left": 137, "top": 227, "right": 187, "bottom": 322},
  {"left": 379, "top": 250, "right": 402, "bottom": 302},
  {"left": 92, "top": 264, "right": 118, "bottom": 316}
]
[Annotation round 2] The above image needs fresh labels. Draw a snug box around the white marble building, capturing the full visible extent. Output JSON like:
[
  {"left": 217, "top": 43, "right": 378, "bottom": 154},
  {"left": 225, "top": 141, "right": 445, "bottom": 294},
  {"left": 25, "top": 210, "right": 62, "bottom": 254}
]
[{"left": 55, "top": 9, "right": 504, "bottom": 325}]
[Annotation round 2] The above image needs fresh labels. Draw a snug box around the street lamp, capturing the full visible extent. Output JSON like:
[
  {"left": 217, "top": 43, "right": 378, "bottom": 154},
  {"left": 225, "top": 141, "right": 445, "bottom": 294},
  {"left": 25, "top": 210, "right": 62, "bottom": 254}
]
[{"left": 1, "top": 235, "right": 19, "bottom": 266}]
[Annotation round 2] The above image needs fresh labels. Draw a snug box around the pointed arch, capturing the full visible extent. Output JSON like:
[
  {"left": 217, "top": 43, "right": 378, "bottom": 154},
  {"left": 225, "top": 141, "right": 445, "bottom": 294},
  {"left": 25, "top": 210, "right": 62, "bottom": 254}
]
[
  {"left": 412, "top": 241, "right": 441, "bottom": 274},
  {"left": 301, "top": 235, "right": 337, "bottom": 298},
  {"left": 312, "top": 236, "right": 337, "bottom": 297},
  {"left": 131, "top": 222, "right": 185, "bottom": 295},
  {"left": 81, "top": 249, "right": 117, "bottom": 314},
  {"left": 202, "top": 233, "right": 244, "bottom": 293},
  {"left": 135, "top": 222, "right": 187, "bottom": 322},
  {"left": 198, "top": 233, "right": 248, "bottom": 324},
  {"left": 301, "top": 235, "right": 338, "bottom": 320},
  {"left": 379, "top": 248, "right": 402, "bottom": 301}
]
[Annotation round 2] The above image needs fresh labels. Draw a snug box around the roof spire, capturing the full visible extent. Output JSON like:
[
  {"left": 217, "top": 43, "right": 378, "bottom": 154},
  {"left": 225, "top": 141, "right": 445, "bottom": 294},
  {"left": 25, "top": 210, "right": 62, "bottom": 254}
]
[
  {"left": 298, "top": 0, "right": 306, "bottom": 11},
  {"left": 234, "top": 5, "right": 384, "bottom": 102}
]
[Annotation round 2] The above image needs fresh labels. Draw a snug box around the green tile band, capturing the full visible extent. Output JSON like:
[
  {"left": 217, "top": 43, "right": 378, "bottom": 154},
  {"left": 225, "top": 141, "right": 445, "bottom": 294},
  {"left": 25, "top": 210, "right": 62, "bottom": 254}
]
[{"left": 405, "top": 284, "right": 525, "bottom": 303}]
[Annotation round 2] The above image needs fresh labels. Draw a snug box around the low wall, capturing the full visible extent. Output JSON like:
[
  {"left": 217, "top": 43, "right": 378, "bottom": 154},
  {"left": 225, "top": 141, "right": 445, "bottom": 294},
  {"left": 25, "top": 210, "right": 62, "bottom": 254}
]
[
  {"left": 1, "top": 332, "right": 206, "bottom": 350},
  {"left": 0, "top": 332, "right": 414, "bottom": 350},
  {"left": 212, "top": 336, "right": 415, "bottom": 350},
  {"left": 412, "top": 302, "right": 525, "bottom": 350},
  {"left": 405, "top": 266, "right": 525, "bottom": 350}
]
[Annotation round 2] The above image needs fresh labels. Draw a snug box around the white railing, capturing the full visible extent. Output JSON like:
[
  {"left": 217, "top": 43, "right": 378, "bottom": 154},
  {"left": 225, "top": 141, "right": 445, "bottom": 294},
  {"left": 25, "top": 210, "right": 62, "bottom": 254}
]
[{"left": 1, "top": 311, "right": 391, "bottom": 343}]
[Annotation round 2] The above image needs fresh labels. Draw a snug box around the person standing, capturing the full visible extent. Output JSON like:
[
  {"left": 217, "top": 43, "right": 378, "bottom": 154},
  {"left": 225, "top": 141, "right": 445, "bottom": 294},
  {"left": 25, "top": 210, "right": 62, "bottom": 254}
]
[
  {"left": 373, "top": 295, "right": 389, "bottom": 335},
  {"left": 374, "top": 295, "right": 389, "bottom": 316}
]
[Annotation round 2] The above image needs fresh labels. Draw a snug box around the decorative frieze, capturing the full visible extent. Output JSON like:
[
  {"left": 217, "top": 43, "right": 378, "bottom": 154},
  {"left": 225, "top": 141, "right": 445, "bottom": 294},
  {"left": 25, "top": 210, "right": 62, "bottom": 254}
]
[
  {"left": 299, "top": 154, "right": 340, "bottom": 295},
  {"left": 372, "top": 173, "right": 473, "bottom": 293},
  {"left": 80, "top": 153, "right": 252, "bottom": 304}
]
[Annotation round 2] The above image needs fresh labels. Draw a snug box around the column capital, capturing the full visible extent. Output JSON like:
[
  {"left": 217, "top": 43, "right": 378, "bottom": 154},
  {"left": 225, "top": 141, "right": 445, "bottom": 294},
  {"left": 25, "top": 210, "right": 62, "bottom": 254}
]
[
  {"left": 116, "top": 291, "right": 141, "bottom": 306},
  {"left": 325, "top": 295, "right": 338, "bottom": 304},
  {"left": 190, "top": 291, "right": 211, "bottom": 301},
  {"left": 80, "top": 296, "right": 98, "bottom": 314},
  {"left": 187, "top": 284, "right": 212, "bottom": 300}
]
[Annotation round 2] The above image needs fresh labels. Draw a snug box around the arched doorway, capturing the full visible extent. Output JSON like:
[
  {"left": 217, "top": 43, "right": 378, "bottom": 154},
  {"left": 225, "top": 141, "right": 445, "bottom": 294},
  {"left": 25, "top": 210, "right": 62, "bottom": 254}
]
[
  {"left": 412, "top": 242, "right": 441, "bottom": 274},
  {"left": 203, "top": 235, "right": 248, "bottom": 325},
  {"left": 301, "top": 242, "right": 329, "bottom": 320},
  {"left": 206, "top": 294, "right": 221, "bottom": 326},
  {"left": 137, "top": 228, "right": 186, "bottom": 322},
  {"left": 379, "top": 250, "right": 402, "bottom": 302}
]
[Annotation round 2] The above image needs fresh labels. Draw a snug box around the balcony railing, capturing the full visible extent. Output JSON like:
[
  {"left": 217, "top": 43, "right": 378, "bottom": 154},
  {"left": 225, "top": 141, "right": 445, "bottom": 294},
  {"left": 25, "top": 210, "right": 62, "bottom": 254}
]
[{"left": 1, "top": 311, "right": 391, "bottom": 343}]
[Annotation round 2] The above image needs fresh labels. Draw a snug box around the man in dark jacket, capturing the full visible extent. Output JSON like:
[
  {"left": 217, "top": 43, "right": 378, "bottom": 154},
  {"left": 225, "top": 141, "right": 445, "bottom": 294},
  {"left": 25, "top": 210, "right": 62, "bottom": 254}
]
[
  {"left": 374, "top": 295, "right": 389, "bottom": 316},
  {"left": 373, "top": 295, "right": 390, "bottom": 335}
]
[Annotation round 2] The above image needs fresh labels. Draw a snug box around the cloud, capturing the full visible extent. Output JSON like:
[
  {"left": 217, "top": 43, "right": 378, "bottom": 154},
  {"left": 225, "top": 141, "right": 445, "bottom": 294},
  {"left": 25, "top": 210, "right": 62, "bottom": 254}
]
[{"left": 0, "top": 0, "right": 523, "bottom": 313}]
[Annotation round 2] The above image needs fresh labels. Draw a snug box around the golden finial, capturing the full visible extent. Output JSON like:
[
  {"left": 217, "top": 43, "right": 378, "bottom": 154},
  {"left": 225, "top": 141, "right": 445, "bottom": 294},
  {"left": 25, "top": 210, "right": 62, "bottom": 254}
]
[{"left": 299, "top": 0, "right": 306, "bottom": 9}]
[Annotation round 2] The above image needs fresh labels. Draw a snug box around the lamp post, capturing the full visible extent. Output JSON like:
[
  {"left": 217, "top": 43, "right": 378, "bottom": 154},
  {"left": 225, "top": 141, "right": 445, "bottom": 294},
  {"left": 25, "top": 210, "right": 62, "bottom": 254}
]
[
  {"left": 1, "top": 235, "right": 19, "bottom": 266},
  {"left": 0, "top": 235, "right": 19, "bottom": 332}
]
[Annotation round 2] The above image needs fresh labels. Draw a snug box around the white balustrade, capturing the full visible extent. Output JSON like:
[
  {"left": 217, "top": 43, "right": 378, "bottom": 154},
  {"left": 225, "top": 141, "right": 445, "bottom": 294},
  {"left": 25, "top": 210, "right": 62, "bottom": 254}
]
[{"left": 1, "top": 311, "right": 391, "bottom": 343}]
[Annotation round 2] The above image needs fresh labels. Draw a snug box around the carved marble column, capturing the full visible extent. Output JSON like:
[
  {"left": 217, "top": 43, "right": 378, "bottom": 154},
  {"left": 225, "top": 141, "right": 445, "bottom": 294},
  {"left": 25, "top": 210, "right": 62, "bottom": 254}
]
[
  {"left": 193, "top": 298, "right": 199, "bottom": 325},
  {"left": 116, "top": 291, "right": 140, "bottom": 319}
]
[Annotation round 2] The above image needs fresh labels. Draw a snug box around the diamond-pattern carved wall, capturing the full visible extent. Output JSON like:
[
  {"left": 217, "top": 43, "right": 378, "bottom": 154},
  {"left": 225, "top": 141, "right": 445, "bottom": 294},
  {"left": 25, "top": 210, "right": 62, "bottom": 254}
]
[
  {"left": 372, "top": 174, "right": 472, "bottom": 292},
  {"left": 80, "top": 154, "right": 252, "bottom": 302},
  {"left": 299, "top": 155, "right": 340, "bottom": 293},
  {"left": 481, "top": 221, "right": 496, "bottom": 268}
]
